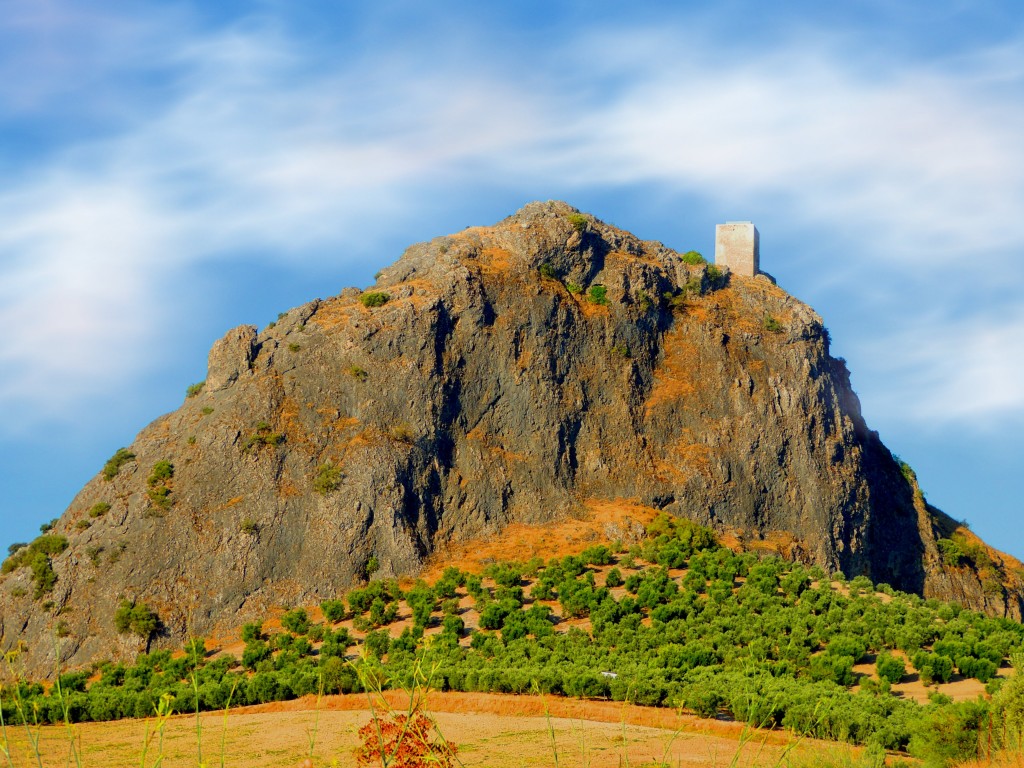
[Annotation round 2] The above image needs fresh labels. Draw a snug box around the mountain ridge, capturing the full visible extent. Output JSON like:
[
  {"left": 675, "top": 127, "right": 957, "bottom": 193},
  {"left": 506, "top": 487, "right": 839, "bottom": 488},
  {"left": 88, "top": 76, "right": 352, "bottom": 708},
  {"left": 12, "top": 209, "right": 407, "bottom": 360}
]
[{"left": 2, "top": 200, "right": 1020, "bottom": 677}]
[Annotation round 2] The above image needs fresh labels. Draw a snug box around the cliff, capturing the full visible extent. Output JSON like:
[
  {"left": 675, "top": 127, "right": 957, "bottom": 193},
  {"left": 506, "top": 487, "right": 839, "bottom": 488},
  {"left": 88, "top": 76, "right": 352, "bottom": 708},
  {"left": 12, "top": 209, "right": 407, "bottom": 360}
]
[{"left": 2, "top": 201, "right": 1021, "bottom": 676}]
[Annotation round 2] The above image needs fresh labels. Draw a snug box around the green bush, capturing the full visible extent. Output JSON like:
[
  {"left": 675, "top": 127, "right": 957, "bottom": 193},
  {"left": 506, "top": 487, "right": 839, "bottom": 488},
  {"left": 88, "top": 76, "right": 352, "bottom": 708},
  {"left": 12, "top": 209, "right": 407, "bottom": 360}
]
[
  {"left": 321, "top": 599, "right": 347, "bottom": 623},
  {"left": 636, "top": 289, "right": 654, "bottom": 312},
  {"left": 29, "top": 552, "right": 57, "bottom": 598},
  {"left": 364, "top": 629, "right": 390, "bottom": 659},
  {"left": 681, "top": 250, "right": 706, "bottom": 265},
  {"left": 185, "top": 381, "right": 205, "bottom": 398},
  {"left": 102, "top": 448, "right": 135, "bottom": 481},
  {"left": 146, "top": 461, "right": 174, "bottom": 509},
  {"left": 242, "top": 423, "right": 285, "bottom": 452},
  {"left": 348, "top": 366, "right": 368, "bottom": 381},
  {"left": 88, "top": 502, "right": 111, "bottom": 518},
  {"left": 763, "top": 315, "right": 784, "bottom": 333},
  {"left": 913, "top": 651, "right": 954, "bottom": 685},
  {"left": 565, "top": 281, "right": 583, "bottom": 295},
  {"left": 876, "top": 652, "right": 906, "bottom": 684},
  {"left": 239, "top": 518, "right": 259, "bottom": 535},
  {"left": 937, "top": 538, "right": 965, "bottom": 567},
  {"left": 113, "top": 600, "right": 159, "bottom": 638},
  {"left": 313, "top": 462, "right": 343, "bottom": 495},
  {"left": 705, "top": 264, "right": 725, "bottom": 287},
  {"left": 567, "top": 213, "right": 589, "bottom": 232},
  {"left": 2, "top": 535, "right": 69, "bottom": 583},
  {"left": 359, "top": 291, "right": 390, "bottom": 308},
  {"left": 538, "top": 263, "right": 557, "bottom": 279},
  {"left": 280, "top": 608, "right": 310, "bottom": 635},
  {"left": 586, "top": 285, "right": 609, "bottom": 305},
  {"left": 241, "top": 640, "right": 272, "bottom": 670}
]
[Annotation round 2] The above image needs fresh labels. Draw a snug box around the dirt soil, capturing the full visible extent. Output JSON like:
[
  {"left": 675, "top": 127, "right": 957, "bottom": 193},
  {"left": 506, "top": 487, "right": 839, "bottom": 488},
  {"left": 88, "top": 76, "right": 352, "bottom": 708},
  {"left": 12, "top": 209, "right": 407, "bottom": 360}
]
[{"left": 2, "top": 691, "right": 870, "bottom": 768}]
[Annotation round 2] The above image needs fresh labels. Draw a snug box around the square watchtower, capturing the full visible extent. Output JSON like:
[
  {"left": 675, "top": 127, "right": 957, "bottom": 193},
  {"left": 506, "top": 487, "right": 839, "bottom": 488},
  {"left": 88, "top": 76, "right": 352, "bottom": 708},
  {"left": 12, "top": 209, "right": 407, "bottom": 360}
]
[{"left": 715, "top": 221, "right": 759, "bottom": 277}]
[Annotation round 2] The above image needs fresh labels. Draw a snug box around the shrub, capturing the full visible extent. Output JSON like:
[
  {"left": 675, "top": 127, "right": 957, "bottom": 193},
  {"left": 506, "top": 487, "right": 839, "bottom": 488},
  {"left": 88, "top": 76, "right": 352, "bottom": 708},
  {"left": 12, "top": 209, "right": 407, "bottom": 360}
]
[
  {"left": 239, "top": 518, "right": 259, "bottom": 535},
  {"left": 349, "top": 365, "right": 368, "bottom": 381},
  {"left": 636, "top": 290, "right": 654, "bottom": 312},
  {"left": 89, "top": 502, "right": 111, "bottom": 518},
  {"left": 241, "top": 622, "right": 264, "bottom": 643},
  {"left": 30, "top": 552, "right": 57, "bottom": 598},
  {"left": 359, "top": 291, "right": 390, "bottom": 308},
  {"left": 75, "top": 520, "right": 91, "bottom": 530},
  {"left": 567, "top": 213, "right": 589, "bottom": 232},
  {"left": 364, "top": 629, "right": 390, "bottom": 659},
  {"left": 288, "top": 343, "right": 301, "bottom": 352},
  {"left": 242, "top": 423, "right": 284, "bottom": 452},
  {"left": 321, "top": 599, "right": 347, "bottom": 623},
  {"left": 6, "top": 542, "right": 26, "bottom": 556},
  {"left": 313, "top": 462, "right": 343, "bottom": 495},
  {"left": 705, "top": 265, "right": 725, "bottom": 287},
  {"left": 913, "top": 651, "right": 954, "bottom": 685},
  {"left": 581, "top": 545, "right": 613, "bottom": 566},
  {"left": 937, "top": 538, "right": 966, "bottom": 567},
  {"left": 2, "top": 534, "right": 69, "bottom": 580},
  {"left": 201, "top": 407, "right": 214, "bottom": 416},
  {"left": 389, "top": 424, "right": 415, "bottom": 443},
  {"left": 586, "top": 285, "right": 609, "bottom": 305},
  {"left": 681, "top": 250, "right": 706, "bottom": 265},
  {"left": 565, "top": 282, "right": 583, "bottom": 295},
  {"left": 605, "top": 567, "right": 624, "bottom": 588},
  {"left": 763, "top": 315, "right": 784, "bottom": 333},
  {"left": 610, "top": 343, "right": 630, "bottom": 358},
  {"left": 957, "top": 656, "right": 998, "bottom": 682},
  {"left": 185, "top": 382, "right": 205, "bottom": 398},
  {"left": 241, "top": 640, "right": 272, "bottom": 670},
  {"left": 86, "top": 546, "right": 103, "bottom": 566},
  {"left": 102, "top": 448, "right": 136, "bottom": 481},
  {"left": 146, "top": 461, "right": 174, "bottom": 509},
  {"left": 354, "top": 707, "right": 458, "bottom": 768},
  {"left": 281, "top": 608, "right": 310, "bottom": 635},
  {"left": 876, "top": 652, "right": 906, "bottom": 684},
  {"left": 538, "top": 262, "right": 557, "bottom": 279},
  {"left": 114, "top": 600, "right": 159, "bottom": 638}
]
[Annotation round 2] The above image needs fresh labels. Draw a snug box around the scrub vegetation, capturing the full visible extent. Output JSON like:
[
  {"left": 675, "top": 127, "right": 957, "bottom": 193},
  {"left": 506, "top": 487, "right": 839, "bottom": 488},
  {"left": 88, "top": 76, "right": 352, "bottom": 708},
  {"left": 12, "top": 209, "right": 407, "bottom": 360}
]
[{"left": 2, "top": 515, "right": 1024, "bottom": 767}]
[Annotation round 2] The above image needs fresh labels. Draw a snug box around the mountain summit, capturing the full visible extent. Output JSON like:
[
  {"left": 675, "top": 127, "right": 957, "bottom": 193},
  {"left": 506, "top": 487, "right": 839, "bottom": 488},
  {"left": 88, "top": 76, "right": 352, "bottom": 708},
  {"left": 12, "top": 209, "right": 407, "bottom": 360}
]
[{"left": 3, "top": 201, "right": 1021, "bottom": 675}]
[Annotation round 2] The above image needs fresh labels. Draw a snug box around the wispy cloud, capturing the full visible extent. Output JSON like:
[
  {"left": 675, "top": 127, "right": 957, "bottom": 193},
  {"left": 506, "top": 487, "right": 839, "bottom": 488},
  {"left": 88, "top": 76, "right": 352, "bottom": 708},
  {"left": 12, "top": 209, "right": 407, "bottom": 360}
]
[
  {"left": 1, "top": 11, "right": 1023, "bottom": 430},
  {"left": 855, "top": 308, "right": 1024, "bottom": 428}
]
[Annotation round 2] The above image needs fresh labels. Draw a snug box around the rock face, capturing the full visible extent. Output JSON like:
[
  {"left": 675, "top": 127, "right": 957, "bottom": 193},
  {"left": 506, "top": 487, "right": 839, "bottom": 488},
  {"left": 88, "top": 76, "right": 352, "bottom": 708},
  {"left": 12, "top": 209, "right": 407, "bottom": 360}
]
[{"left": 2, "top": 201, "right": 1021, "bottom": 676}]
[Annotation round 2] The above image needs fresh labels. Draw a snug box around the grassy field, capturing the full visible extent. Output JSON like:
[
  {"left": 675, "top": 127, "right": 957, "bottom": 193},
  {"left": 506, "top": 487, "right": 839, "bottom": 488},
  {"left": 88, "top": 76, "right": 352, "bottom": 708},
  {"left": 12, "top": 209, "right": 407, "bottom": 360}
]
[{"left": 2, "top": 691, "right": 873, "bottom": 768}]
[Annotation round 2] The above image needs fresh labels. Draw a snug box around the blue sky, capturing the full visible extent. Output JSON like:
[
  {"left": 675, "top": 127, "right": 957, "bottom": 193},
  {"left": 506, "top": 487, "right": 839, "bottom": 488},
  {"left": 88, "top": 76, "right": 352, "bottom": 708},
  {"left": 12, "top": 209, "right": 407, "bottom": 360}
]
[{"left": 1, "top": 1, "right": 1023, "bottom": 558}]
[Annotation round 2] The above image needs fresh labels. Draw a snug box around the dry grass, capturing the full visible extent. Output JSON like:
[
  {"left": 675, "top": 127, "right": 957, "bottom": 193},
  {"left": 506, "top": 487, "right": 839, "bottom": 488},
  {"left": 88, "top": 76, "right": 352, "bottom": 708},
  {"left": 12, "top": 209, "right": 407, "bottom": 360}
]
[
  {"left": 0, "top": 691, "right": 866, "bottom": 768},
  {"left": 419, "top": 498, "right": 660, "bottom": 582}
]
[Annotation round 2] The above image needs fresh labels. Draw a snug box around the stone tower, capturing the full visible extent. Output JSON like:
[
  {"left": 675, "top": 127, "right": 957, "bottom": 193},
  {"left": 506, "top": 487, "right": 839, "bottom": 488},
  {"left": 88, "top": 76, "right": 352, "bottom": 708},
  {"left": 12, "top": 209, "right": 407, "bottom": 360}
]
[{"left": 715, "top": 221, "right": 759, "bottom": 277}]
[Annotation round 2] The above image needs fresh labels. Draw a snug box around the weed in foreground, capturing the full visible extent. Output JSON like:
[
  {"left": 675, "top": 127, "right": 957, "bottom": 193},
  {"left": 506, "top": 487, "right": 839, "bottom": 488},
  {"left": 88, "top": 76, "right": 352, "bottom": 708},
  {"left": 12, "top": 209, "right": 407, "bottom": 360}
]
[{"left": 350, "top": 650, "right": 459, "bottom": 768}]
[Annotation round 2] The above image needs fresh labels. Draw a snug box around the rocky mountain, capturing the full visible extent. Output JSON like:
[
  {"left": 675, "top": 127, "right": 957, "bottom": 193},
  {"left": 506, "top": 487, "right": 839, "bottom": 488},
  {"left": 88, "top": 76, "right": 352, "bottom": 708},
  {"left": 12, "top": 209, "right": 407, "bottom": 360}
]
[{"left": 2, "top": 201, "right": 1021, "bottom": 677}]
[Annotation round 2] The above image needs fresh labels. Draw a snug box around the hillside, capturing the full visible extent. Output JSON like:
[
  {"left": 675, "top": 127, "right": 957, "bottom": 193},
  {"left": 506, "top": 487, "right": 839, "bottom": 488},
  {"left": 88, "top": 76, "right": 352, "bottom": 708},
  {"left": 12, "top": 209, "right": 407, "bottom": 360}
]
[
  {"left": 3, "top": 512, "right": 1024, "bottom": 765},
  {"left": 1, "top": 200, "right": 1021, "bottom": 677}
]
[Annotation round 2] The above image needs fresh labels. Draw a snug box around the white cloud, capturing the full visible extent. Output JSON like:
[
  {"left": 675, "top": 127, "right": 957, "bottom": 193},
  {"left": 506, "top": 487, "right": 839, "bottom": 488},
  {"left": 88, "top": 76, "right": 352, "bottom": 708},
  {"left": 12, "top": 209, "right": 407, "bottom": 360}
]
[
  {"left": 854, "top": 309, "right": 1024, "bottom": 428},
  {"left": 1, "top": 15, "right": 1024, "bottom": 431}
]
